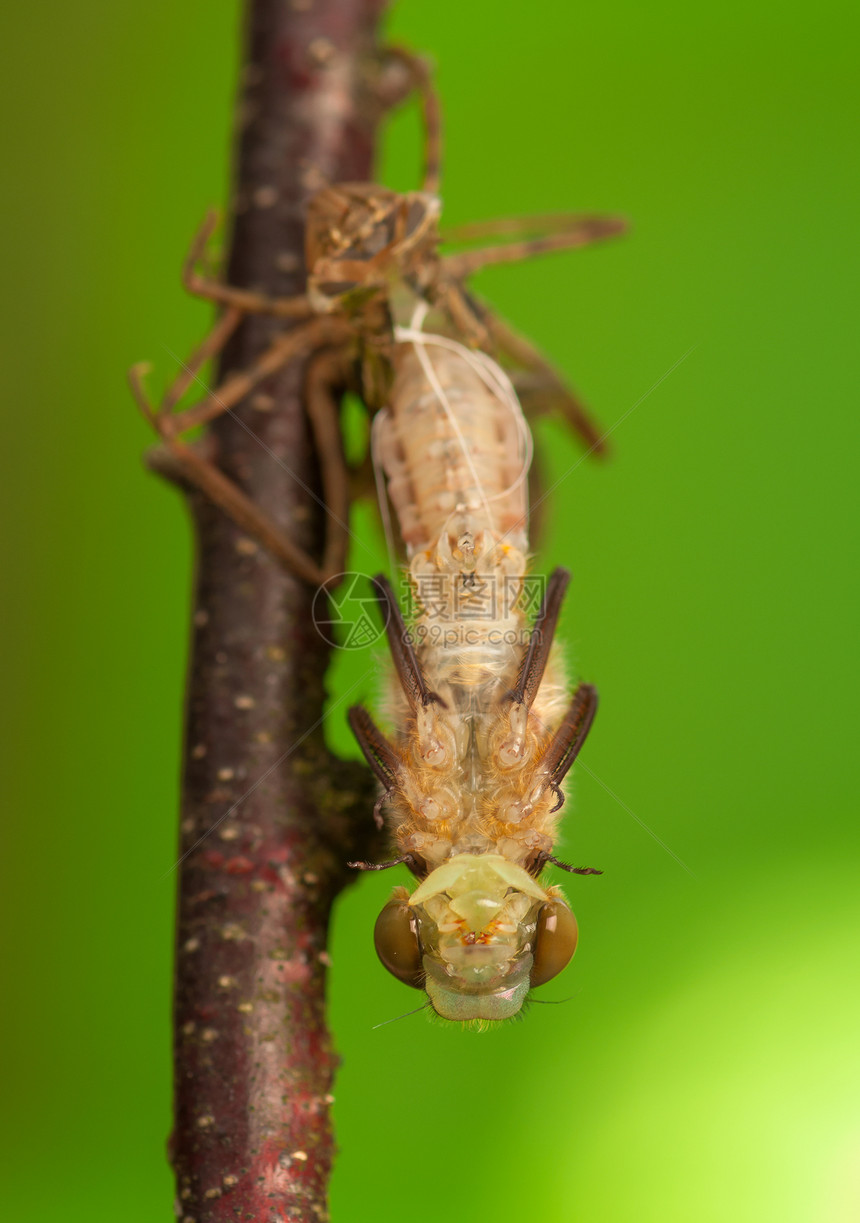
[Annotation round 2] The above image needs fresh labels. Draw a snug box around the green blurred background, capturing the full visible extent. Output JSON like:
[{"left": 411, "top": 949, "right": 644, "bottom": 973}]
[{"left": 2, "top": 1, "right": 858, "bottom": 1219}]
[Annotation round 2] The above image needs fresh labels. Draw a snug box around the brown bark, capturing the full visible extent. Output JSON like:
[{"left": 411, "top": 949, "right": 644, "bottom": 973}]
[{"left": 169, "top": 2, "right": 390, "bottom": 1218}]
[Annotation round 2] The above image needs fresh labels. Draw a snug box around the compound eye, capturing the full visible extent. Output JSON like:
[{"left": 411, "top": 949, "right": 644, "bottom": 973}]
[
  {"left": 373, "top": 897, "right": 424, "bottom": 989},
  {"left": 530, "top": 899, "right": 578, "bottom": 988}
]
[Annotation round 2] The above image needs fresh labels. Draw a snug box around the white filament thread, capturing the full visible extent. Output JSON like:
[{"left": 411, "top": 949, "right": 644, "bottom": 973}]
[{"left": 394, "top": 301, "right": 533, "bottom": 520}]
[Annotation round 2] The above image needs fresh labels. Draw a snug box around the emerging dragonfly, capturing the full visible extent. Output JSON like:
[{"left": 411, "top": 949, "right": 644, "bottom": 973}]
[{"left": 131, "top": 49, "right": 625, "bottom": 1022}]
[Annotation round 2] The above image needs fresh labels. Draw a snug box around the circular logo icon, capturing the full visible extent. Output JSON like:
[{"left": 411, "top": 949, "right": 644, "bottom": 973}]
[{"left": 311, "top": 572, "right": 389, "bottom": 649}]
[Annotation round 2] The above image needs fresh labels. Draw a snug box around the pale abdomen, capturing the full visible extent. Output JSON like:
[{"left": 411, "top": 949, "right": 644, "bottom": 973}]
[{"left": 378, "top": 344, "right": 529, "bottom": 557}]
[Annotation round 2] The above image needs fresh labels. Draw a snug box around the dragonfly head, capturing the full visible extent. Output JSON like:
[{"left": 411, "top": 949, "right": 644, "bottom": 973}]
[{"left": 373, "top": 853, "right": 578, "bottom": 1021}]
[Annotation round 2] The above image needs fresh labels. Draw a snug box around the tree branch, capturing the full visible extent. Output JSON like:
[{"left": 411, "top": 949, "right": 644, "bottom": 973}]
[{"left": 169, "top": 2, "right": 389, "bottom": 1218}]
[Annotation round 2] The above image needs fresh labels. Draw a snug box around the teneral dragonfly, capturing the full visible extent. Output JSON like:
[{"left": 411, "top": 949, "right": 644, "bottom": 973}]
[{"left": 131, "top": 48, "right": 623, "bottom": 1022}]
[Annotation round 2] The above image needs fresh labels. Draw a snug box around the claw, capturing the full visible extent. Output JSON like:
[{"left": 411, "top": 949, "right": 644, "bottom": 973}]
[
  {"left": 183, "top": 208, "right": 222, "bottom": 291},
  {"left": 127, "top": 362, "right": 156, "bottom": 424}
]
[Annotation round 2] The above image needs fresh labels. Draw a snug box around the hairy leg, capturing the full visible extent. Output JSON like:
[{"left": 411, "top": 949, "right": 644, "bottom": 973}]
[
  {"left": 159, "top": 317, "right": 349, "bottom": 437},
  {"left": 385, "top": 47, "right": 443, "bottom": 195},
  {"left": 161, "top": 306, "right": 243, "bottom": 414},
  {"left": 130, "top": 317, "right": 354, "bottom": 586},
  {"left": 482, "top": 307, "right": 609, "bottom": 457},
  {"left": 304, "top": 350, "right": 353, "bottom": 580},
  {"left": 442, "top": 213, "right": 627, "bottom": 278},
  {"left": 182, "top": 210, "right": 314, "bottom": 319}
]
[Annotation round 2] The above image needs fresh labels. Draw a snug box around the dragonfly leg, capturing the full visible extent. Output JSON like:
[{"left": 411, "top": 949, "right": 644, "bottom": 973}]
[
  {"left": 481, "top": 307, "right": 610, "bottom": 457},
  {"left": 541, "top": 684, "right": 599, "bottom": 790},
  {"left": 370, "top": 575, "right": 445, "bottom": 710},
  {"left": 156, "top": 316, "right": 348, "bottom": 438},
  {"left": 442, "top": 211, "right": 627, "bottom": 244},
  {"left": 526, "top": 850, "right": 603, "bottom": 876},
  {"left": 130, "top": 367, "right": 327, "bottom": 584},
  {"left": 385, "top": 47, "right": 442, "bottom": 195},
  {"left": 159, "top": 306, "right": 243, "bottom": 415},
  {"left": 305, "top": 349, "right": 353, "bottom": 581},
  {"left": 130, "top": 316, "right": 354, "bottom": 586},
  {"left": 441, "top": 213, "right": 627, "bottom": 279},
  {"left": 182, "top": 209, "right": 313, "bottom": 319},
  {"left": 509, "top": 568, "right": 572, "bottom": 708},
  {"left": 421, "top": 275, "right": 490, "bottom": 348}
]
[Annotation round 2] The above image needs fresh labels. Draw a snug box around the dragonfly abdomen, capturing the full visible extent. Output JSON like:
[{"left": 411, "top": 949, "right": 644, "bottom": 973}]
[{"left": 379, "top": 343, "right": 529, "bottom": 556}]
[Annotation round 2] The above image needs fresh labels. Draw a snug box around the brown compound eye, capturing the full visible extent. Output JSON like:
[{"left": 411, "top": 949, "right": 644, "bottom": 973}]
[
  {"left": 373, "top": 896, "right": 424, "bottom": 989},
  {"left": 530, "top": 899, "right": 579, "bottom": 988}
]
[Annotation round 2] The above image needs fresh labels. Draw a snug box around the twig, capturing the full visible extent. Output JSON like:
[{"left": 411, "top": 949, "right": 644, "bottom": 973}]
[{"left": 168, "top": 2, "right": 390, "bottom": 1218}]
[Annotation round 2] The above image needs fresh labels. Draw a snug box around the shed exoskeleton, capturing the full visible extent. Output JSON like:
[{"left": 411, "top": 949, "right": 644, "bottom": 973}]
[{"left": 131, "top": 47, "right": 622, "bottom": 1022}]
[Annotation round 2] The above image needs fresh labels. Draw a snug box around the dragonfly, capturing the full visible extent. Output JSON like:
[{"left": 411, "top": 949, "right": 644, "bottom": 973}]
[{"left": 131, "top": 48, "right": 625, "bottom": 1023}]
